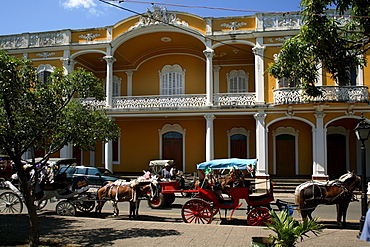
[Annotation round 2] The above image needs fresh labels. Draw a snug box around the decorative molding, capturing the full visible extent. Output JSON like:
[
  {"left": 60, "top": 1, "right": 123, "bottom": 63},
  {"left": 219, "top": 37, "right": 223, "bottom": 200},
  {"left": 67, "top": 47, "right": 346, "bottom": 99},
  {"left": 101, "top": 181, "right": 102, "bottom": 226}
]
[
  {"left": 129, "top": 5, "right": 189, "bottom": 31},
  {"left": 227, "top": 127, "right": 250, "bottom": 158},
  {"left": 36, "top": 52, "right": 55, "bottom": 58},
  {"left": 37, "top": 64, "right": 55, "bottom": 73},
  {"left": 272, "top": 126, "right": 299, "bottom": 137},
  {"left": 286, "top": 105, "right": 294, "bottom": 117},
  {"left": 158, "top": 64, "right": 186, "bottom": 75},
  {"left": 267, "top": 36, "right": 292, "bottom": 43},
  {"left": 221, "top": 21, "right": 246, "bottom": 31},
  {"left": 204, "top": 114, "right": 215, "bottom": 122},
  {"left": 79, "top": 33, "right": 101, "bottom": 42},
  {"left": 158, "top": 123, "right": 186, "bottom": 135},
  {"left": 227, "top": 127, "right": 250, "bottom": 137}
]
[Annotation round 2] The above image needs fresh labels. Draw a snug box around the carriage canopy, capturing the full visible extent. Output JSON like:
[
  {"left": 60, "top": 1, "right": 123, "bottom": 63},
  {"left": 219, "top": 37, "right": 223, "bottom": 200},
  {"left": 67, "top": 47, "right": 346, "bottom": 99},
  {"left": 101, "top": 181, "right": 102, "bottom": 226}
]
[{"left": 197, "top": 158, "right": 258, "bottom": 170}]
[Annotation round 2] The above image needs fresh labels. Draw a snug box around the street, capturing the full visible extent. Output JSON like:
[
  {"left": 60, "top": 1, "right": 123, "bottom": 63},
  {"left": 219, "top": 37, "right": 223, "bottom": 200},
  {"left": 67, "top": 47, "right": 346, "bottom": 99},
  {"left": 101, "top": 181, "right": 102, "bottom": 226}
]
[{"left": 33, "top": 193, "right": 362, "bottom": 226}]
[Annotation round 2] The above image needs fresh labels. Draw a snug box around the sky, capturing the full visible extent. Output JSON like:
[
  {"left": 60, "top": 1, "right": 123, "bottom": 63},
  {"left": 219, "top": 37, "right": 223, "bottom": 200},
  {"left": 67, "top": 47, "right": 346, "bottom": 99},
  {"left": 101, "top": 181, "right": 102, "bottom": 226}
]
[{"left": 0, "top": 0, "right": 303, "bottom": 36}]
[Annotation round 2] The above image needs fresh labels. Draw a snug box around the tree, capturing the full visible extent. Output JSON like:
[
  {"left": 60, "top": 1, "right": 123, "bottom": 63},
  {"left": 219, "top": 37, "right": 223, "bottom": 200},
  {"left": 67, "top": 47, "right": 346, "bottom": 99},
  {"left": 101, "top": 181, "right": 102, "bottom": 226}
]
[
  {"left": 269, "top": 0, "right": 370, "bottom": 96},
  {"left": 0, "top": 50, "right": 120, "bottom": 246}
]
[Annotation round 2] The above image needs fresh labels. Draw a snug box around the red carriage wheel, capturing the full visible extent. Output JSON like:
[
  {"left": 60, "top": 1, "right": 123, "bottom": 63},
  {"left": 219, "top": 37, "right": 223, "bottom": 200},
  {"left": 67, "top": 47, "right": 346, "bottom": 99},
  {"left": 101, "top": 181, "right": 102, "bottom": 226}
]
[
  {"left": 164, "top": 193, "right": 176, "bottom": 205},
  {"left": 181, "top": 199, "right": 213, "bottom": 224},
  {"left": 247, "top": 207, "right": 271, "bottom": 226},
  {"left": 147, "top": 193, "right": 165, "bottom": 209}
]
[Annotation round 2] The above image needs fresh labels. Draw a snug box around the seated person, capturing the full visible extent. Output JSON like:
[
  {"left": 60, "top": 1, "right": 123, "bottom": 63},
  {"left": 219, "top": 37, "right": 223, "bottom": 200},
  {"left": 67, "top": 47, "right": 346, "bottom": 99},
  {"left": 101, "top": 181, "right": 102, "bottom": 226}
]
[
  {"left": 160, "top": 163, "right": 171, "bottom": 180},
  {"left": 170, "top": 166, "right": 185, "bottom": 189}
]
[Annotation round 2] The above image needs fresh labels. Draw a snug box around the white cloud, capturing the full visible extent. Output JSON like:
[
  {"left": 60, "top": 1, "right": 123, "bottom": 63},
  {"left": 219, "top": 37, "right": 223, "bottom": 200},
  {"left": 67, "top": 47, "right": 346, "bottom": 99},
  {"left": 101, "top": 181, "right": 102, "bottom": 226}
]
[
  {"left": 62, "top": 0, "right": 104, "bottom": 16},
  {"left": 63, "top": 0, "right": 96, "bottom": 9}
]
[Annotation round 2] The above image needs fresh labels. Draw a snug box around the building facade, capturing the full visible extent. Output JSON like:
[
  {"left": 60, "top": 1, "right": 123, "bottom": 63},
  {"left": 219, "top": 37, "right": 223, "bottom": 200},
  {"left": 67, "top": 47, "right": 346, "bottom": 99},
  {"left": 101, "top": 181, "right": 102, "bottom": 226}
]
[{"left": 2, "top": 6, "right": 369, "bottom": 181}]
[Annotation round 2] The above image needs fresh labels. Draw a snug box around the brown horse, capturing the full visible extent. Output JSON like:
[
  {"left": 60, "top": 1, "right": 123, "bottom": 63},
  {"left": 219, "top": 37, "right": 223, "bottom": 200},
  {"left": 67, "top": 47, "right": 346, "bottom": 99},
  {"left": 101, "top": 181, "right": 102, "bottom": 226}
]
[
  {"left": 295, "top": 171, "right": 360, "bottom": 228},
  {"left": 95, "top": 182, "right": 151, "bottom": 219}
]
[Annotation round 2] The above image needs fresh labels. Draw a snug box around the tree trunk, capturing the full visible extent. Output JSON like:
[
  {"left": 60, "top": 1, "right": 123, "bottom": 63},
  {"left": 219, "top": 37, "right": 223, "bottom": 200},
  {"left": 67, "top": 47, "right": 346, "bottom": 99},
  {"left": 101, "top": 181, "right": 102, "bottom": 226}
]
[{"left": 16, "top": 162, "right": 40, "bottom": 246}]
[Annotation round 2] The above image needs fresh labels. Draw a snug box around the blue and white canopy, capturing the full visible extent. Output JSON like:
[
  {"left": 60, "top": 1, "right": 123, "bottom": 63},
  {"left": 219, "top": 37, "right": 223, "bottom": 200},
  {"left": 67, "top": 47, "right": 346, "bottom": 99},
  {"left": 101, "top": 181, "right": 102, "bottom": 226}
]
[{"left": 197, "top": 158, "right": 258, "bottom": 170}]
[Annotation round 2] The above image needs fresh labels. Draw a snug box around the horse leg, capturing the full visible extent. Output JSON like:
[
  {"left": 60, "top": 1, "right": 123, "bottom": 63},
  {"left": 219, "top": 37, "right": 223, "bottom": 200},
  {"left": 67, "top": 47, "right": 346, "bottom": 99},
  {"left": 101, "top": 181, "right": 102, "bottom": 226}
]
[
  {"left": 336, "top": 203, "right": 349, "bottom": 228},
  {"left": 135, "top": 200, "right": 140, "bottom": 218},
  {"left": 129, "top": 201, "right": 136, "bottom": 219},
  {"left": 113, "top": 201, "right": 119, "bottom": 216},
  {"left": 95, "top": 200, "right": 106, "bottom": 218}
]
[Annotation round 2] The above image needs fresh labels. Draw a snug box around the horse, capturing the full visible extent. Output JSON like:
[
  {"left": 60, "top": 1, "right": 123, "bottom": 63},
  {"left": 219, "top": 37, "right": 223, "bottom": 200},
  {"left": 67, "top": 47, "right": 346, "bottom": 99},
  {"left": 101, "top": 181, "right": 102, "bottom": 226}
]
[
  {"left": 295, "top": 171, "right": 361, "bottom": 228},
  {"left": 95, "top": 181, "right": 151, "bottom": 219}
]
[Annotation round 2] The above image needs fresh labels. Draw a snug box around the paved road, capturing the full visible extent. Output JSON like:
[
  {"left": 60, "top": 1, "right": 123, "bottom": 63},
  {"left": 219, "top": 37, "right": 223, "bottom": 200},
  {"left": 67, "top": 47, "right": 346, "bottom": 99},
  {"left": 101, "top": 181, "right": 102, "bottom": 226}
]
[{"left": 1, "top": 190, "right": 369, "bottom": 246}]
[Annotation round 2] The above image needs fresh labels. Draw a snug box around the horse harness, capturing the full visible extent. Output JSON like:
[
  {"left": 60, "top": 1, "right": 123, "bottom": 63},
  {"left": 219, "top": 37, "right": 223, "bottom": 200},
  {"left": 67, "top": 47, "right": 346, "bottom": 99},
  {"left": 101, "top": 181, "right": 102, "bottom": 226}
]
[{"left": 306, "top": 182, "right": 354, "bottom": 205}]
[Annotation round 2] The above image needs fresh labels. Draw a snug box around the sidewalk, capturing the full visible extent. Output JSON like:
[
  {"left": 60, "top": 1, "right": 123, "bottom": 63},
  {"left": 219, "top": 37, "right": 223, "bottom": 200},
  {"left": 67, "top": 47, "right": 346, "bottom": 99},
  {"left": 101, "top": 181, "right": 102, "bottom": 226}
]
[{"left": 1, "top": 212, "right": 369, "bottom": 247}]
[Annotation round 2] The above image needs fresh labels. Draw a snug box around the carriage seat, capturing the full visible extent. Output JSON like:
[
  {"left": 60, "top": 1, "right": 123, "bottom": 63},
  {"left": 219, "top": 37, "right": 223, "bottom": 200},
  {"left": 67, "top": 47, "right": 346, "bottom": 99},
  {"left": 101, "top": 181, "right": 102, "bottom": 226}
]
[{"left": 198, "top": 187, "right": 234, "bottom": 206}]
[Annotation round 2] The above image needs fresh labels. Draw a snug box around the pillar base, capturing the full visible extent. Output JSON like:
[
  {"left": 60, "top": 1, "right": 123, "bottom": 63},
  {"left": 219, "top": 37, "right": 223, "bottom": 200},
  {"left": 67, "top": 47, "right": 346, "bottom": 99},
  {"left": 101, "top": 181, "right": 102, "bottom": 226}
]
[{"left": 254, "top": 175, "right": 271, "bottom": 193}]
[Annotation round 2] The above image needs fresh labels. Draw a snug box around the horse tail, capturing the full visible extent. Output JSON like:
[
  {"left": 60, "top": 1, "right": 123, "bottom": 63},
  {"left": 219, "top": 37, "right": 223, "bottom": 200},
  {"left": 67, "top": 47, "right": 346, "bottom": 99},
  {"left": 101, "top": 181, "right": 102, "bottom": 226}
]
[{"left": 295, "top": 187, "right": 306, "bottom": 217}]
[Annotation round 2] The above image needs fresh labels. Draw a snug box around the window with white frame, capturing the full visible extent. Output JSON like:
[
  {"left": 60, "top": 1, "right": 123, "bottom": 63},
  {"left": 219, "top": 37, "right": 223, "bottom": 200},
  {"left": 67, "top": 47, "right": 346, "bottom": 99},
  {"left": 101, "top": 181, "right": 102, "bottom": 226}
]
[
  {"left": 278, "top": 77, "right": 299, "bottom": 88},
  {"left": 37, "top": 64, "right": 54, "bottom": 84},
  {"left": 227, "top": 70, "right": 249, "bottom": 93},
  {"left": 159, "top": 64, "right": 186, "bottom": 95}
]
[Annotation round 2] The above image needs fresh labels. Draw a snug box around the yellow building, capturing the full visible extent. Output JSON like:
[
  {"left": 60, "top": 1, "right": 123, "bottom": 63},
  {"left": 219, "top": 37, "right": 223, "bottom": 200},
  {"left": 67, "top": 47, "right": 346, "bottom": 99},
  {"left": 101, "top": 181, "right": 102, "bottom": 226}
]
[{"left": 2, "top": 6, "right": 369, "bottom": 181}]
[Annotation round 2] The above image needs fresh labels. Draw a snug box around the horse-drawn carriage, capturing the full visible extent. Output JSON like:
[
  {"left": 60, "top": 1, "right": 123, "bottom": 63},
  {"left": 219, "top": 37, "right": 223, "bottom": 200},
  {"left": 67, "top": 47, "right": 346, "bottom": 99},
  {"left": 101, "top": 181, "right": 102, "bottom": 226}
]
[
  {"left": 0, "top": 158, "right": 98, "bottom": 216},
  {"left": 147, "top": 159, "right": 197, "bottom": 208},
  {"left": 180, "top": 158, "right": 274, "bottom": 225}
]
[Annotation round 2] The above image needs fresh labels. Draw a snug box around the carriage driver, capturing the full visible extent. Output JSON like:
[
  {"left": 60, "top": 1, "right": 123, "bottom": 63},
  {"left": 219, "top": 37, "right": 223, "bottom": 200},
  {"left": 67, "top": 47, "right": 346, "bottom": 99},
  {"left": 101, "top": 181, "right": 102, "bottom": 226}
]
[{"left": 160, "top": 163, "right": 171, "bottom": 180}]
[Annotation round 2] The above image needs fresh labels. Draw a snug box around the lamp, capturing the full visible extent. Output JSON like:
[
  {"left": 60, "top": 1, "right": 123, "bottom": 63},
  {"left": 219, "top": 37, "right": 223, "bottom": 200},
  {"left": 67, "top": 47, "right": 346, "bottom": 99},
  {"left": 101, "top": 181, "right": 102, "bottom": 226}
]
[{"left": 354, "top": 115, "right": 370, "bottom": 233}]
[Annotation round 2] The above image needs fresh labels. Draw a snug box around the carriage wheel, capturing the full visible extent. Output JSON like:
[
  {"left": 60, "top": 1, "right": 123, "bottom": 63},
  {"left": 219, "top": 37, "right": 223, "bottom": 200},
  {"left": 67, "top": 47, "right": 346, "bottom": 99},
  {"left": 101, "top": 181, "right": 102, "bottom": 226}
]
[
  {"left": 181, "top": 199, "right": 213, "bottom": 224},
  {"left": 247, "top": 207, "right": 271, "bottom": 226},
  {"left": 164, "top": 193, "right": 176, "bottom": 206},
  {"left": 0, "top": 191, "right": 23, "bottom": 214},
  {"left": 56, "top": 201, "right": 76, "bottom": 216},
  {"left": 148, "top": 193, "right": 165, "bottom": 209},
  {"left": 212, "top": 206, "right": 219, "bottom": 216},
  {"left": 76, "top": 201, "right": 95, "bottom": 212}
]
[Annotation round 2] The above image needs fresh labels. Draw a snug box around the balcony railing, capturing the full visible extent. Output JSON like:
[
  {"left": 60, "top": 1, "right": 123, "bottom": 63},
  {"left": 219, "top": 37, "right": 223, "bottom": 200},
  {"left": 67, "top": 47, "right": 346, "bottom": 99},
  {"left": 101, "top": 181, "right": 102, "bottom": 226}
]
[
  {"left": 274, "top": 86, "right": 369, "bottom": 105},
  {"left": 80, "top": 93, "right": 257, "bottom": 110}
]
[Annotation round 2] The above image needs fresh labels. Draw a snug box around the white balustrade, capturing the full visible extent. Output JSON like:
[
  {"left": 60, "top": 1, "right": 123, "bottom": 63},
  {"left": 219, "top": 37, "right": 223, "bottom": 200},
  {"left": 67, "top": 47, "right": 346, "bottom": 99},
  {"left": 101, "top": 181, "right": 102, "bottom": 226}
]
[{"left": 274, "top": 86, "right": 369, "bottom": 105}]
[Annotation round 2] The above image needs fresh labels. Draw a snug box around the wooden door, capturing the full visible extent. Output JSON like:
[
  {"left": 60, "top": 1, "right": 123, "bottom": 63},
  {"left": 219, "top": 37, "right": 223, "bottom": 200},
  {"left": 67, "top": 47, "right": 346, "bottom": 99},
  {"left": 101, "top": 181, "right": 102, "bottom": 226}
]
[
  {"left": 162, "top": 131, "right": 183, "bottom": 168},
  {"left": 276, "top": 134, "right": 295, "bottom": 176},
  {"left": 327, "top": 134, "right": 346, "bottom": 179},
  {"left": 230, "top": 134, "right": 247, "bottom": 158}
]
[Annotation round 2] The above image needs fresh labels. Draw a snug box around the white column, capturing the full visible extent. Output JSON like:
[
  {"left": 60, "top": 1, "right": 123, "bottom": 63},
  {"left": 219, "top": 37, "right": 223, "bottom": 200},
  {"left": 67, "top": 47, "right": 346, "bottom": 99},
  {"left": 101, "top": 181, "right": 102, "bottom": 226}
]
[
  {"left": 203, "top": 48, "right": 214, "bottom": 106},
  {"left": 103, "top": 56, "right": 116, "bottom": 107},
  {"left": 204, "top": 114, "right": 215, "bottom": 161},
  {"left": 60, "top": 144, "right": 73, "bottom": 158},
  {"left": 254, "top": 111, "right": 268, "bottom": 177},
  {"left": 252, "top": 39, "right": 266, "bottom": 104},
  {"left": 213, "top": 65, "right": 221, "bottom": 94},
  {"left": 125, "top": 70, "right": 134, "bottom": 96},
  {"left": 104, "top": 116, "right": 113, "bottom": 171},
  {"left": 90, "top": 151, "right": 95, "bottom": 167},
  {"left": 105, "top": 141, "right": 113, "bottom": 171},
  {"left": 313, "top": 110, "right": 328, "bottom": 179}
]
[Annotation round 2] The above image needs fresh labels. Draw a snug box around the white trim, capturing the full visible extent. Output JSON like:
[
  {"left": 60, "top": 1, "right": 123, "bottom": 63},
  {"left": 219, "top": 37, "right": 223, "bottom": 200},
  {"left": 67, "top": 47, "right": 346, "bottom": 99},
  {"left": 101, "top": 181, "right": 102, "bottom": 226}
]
[
  {"left": 158, "top": 124, "right": 186, "bottom": 172},
  {"left": 227, "top": 127, "right": 250, "bottom": 158},
  {"left": 272, "top": 126, "right": 299, "bottom": 175},
  {"left": 102, "top": 137, "right": 121, "bottom": 165}
]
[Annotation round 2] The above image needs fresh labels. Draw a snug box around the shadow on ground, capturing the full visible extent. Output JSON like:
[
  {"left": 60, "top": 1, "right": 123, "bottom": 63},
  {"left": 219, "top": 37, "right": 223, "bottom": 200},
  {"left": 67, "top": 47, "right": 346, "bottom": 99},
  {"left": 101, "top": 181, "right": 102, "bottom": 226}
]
[{"left": 0, "top": 214, "right": 181, "bottom": 246}]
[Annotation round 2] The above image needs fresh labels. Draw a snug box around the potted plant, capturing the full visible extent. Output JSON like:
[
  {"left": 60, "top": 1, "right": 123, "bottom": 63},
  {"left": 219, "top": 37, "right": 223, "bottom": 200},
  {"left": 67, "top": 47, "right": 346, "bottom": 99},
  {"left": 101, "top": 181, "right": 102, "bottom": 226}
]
[{"left": 251, "top": 210, "right": 324, "bottom": 247}]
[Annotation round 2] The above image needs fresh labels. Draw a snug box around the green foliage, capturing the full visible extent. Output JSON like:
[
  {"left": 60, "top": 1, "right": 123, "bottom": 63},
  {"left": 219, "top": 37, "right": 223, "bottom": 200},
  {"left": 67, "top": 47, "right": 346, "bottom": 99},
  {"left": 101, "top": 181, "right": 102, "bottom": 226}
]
[
  {"left": 265, "top": 210, "right": 324, "bottom": 247},
  {"left": 269, "top": 0, "right": 370, "bottom": 96},
  {"left": 0, "top": 49, "right": 120, "bottom": 160}
]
